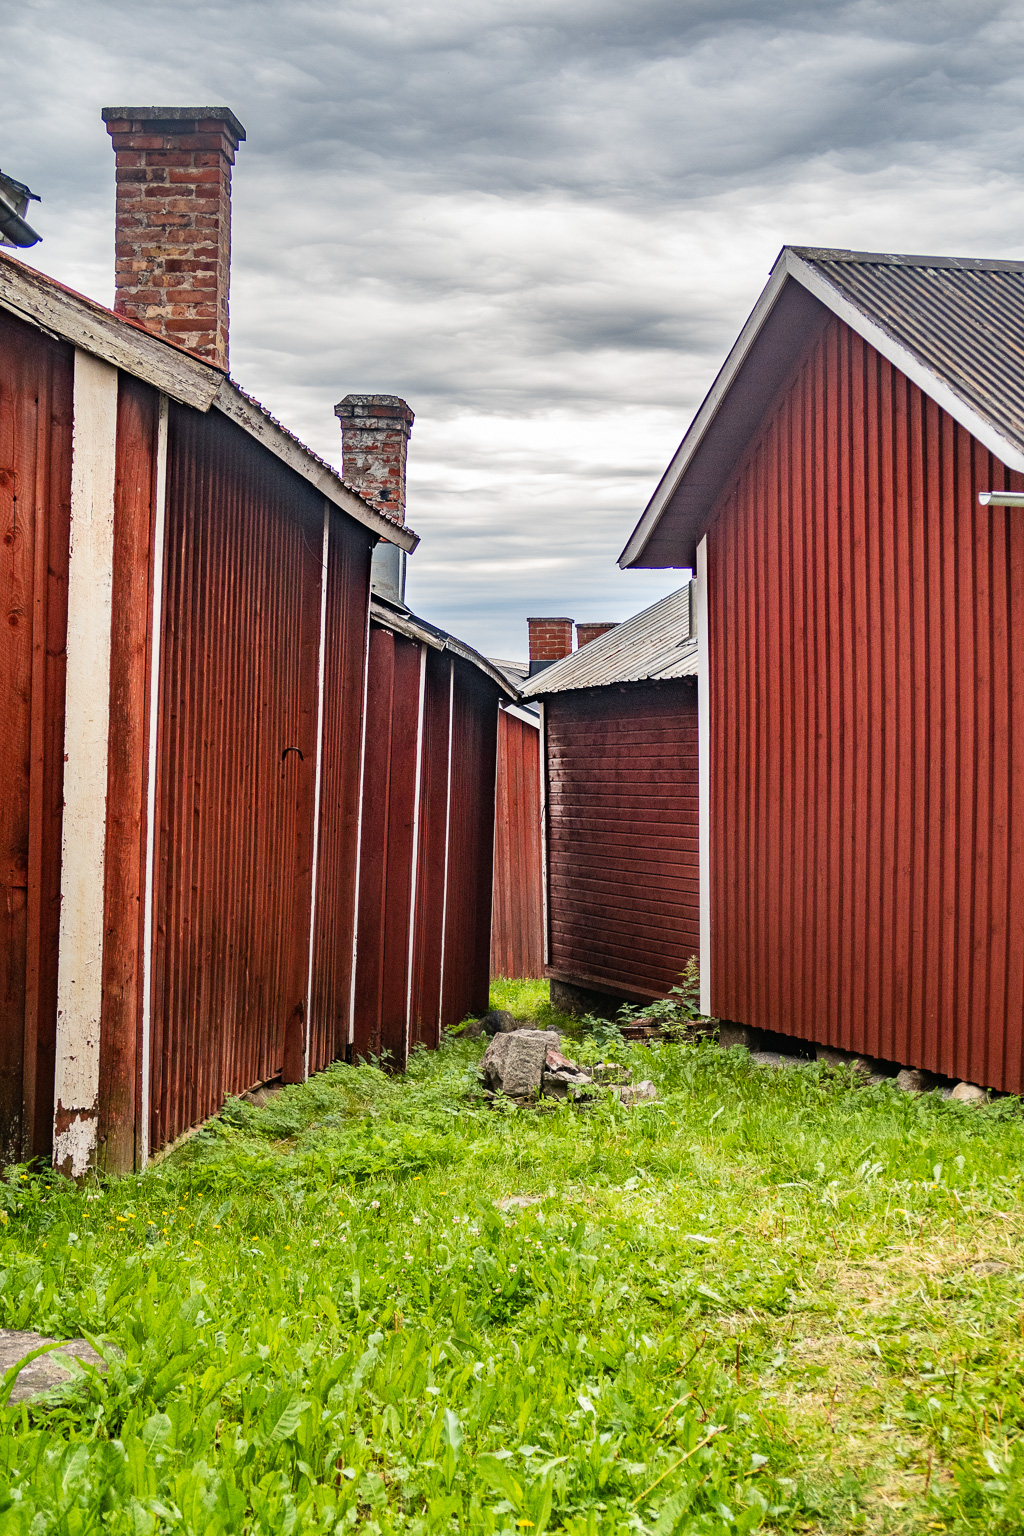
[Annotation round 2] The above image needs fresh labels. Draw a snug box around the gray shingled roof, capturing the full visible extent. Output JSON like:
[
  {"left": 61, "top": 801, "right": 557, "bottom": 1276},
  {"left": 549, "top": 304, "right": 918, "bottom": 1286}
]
[{"left": 520, "top": 585, "right": 696, "bottom": 697}]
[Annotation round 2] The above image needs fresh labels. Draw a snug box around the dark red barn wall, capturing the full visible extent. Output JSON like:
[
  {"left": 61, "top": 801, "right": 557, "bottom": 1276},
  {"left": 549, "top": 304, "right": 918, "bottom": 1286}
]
[
  {"left": 352, "top": 625, "right": 423, "bottom": 1063},
  {"left": 491, "top": 708, "right": 544, "bottom": 979},
  {"left": 307, "top": 513, "right": 372, "bottom": 1077},
  {"left": 150, "top": 406, "right": 358, "bottom": 1148},
  {"left": 544, "top": 682, "right": 699, "bottom": 1001},
  {"left": 354, "top": 639, "right": 501, "bottom": 1061},
  {"left": 408, "top": 648, "right": 453, "bottom": 1051},
  {"left": 439, "top": 659, "right": 500, "bottom": 1029},
  {"left": 707, "top": 311, "right": 1024, "bottom": 1092},
  {"left": 0, "top": 310, "right": 73, "bottom": 1165}
]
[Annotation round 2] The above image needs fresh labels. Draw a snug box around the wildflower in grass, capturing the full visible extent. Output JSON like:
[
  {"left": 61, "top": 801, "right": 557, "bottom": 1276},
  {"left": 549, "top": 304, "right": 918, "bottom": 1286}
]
[
  {"left": 311, "top": 1239, "right": 320, "bottom": 1247},
  {"left": 413, "top": 1217, "right": 421, "bottom": 1225},
  {"left": 371, "top": 1200, "right": 380, "bottom": 1209},
  {"left": 404, "top": 1252, "right": 413, "bottom": 1261}
]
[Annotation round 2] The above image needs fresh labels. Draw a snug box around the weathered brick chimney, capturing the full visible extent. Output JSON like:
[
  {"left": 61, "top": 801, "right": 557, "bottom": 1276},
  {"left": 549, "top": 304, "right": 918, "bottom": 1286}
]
[
  {"left": 575, "top": 621, "right": 617, "bottom": 647},
  {"left": 528, "top": 617, "right": 573, "bottom": 676},
  {"left": 101, "top": 106, "right": 246, "bottom": 370},
  {"left": 335, "top": 394, "right": 415, "bottom": 603}
]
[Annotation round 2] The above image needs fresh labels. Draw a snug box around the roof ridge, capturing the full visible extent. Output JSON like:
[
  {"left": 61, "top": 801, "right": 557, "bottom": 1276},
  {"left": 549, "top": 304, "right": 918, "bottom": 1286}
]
[{"left": 787, "top": 245, "right": 1024, "bottom": 274}]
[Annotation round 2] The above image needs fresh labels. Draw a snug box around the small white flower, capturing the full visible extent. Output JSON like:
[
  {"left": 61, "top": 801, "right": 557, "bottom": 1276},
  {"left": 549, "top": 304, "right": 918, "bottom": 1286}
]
[
  {"left": 371, "top": 1200, "right": 380, "bottom": 1209},
  {"left": 311, "top": 1240, "right": 320, "bottom": 1247},
  {"left": 404, "top": 1252, "right": 413, "bottom": 1261},
  {"left": 509, "top": 1264, "right": 517, "bottom": 1273},
  {"left": 412, "top": 1217, "right": 421, "bottom": 1225}
]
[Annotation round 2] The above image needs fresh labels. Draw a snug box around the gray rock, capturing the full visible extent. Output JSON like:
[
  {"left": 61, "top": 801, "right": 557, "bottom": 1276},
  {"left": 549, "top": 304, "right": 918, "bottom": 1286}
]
[
  {"left": 614, "top": 1079, "right": 658, "bottom": 1106},
  {"left": 951, "top": 1081, "right": 987, "bottom": 1105},
  {"left": 718, "top": 1023, "right": 758, "bottom": 1051},
  {"left": 478, "top": 1010, "right": 518, "bottom": 1036},
  {"left": 494, "top": 1194, "right": 546, "bottom": 1210},
  {"left": 541, "top": 1045, "right": 593, "bottom": 1099},
  {"left": 479, "top": 1029, "right": 561, "bottom": 1100},
  {"left": 816, "top": 1045, "right": 873, "bottom": 1077},
  {"left": 971, "top": 1258, "right": 1010, "bottom": 1276},
  {"left": 0, "top": 1330, "right": 108, "bottom": 1405},
  {"left": 895, "top": 1068, "right": 938, "bottom": 1094},
  {"left": 461, "top": 1018, "right": 484, "bottom": 1040}
]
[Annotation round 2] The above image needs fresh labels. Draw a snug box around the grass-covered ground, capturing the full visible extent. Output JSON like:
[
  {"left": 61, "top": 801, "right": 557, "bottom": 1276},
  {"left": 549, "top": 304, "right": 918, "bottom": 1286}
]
[{"left": 3, "top": 983, "right": 1024, "bottom": 1534}]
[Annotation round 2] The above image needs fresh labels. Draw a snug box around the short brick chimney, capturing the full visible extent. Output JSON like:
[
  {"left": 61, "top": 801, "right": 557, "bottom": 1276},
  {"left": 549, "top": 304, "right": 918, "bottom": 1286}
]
[
  {"left": 335, "top": 394, "right": 415, "bottom": 603},
  {"left": 528, "top": 617, "right": 573, "bottom": 677},
  {"left": 575, "top": 621, "right": 617, "bottom": 648},
  {"left": 101, "top": 106, "right": 246, "bottom": 370}
]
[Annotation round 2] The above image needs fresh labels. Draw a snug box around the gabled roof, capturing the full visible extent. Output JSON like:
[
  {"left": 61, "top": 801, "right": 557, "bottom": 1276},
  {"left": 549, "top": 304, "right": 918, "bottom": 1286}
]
[
  {"left": 0, "top": 249, "right": 418, "bottom": 552},
  {"left": 520, "top": 584, "right": 696, "bottom": 698},
  {"left": 370, "top": 596, "right": 516, "bottom": 697},
  {"left": 620, "top": 246, "right": 1024, "bottom": 570}
]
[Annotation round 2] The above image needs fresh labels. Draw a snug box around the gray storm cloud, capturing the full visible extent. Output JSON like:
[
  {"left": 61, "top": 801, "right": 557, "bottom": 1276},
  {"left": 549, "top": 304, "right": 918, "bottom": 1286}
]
[{"left": 4, "top": 0, "right": 1024, "bottom": 651}]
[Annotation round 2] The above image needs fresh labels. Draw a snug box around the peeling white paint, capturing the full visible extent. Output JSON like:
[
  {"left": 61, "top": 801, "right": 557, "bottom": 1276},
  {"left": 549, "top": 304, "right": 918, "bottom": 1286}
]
[
  {"left": 53, "top": 350, "right": 119, "bottom": 1171},
  {"left": 53, "top": 1114, "right": 98, "bottom": 1180}
]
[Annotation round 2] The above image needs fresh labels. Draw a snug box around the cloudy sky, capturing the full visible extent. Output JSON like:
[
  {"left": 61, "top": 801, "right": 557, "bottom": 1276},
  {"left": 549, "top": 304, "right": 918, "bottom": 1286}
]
[{"left": 5, "top": 0, "right": 1024, "bottom": 656}]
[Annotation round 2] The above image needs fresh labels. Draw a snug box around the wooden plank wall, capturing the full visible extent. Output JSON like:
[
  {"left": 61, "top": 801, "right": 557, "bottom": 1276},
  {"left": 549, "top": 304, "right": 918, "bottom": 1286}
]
[
  {"left": 545, "top": 682, "right": 699, "bottom": 1000},
  {"left": 490, "top": 707, "right": 544, "bottom": 979},
  {"left": 0, "top": 310, "right": 73, "bottom": 1164},
  {"left": 708, "top": 313, "right": 1024, "bottom": 1092}
]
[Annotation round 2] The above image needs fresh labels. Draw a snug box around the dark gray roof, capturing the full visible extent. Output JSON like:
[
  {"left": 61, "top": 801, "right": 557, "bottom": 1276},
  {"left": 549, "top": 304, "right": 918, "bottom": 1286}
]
[
  {"left": 621, "top": 246, "right": 1024, "bottom": 570},
  {"left": 799, "top": 249, "right": 1024, "bottom": 457},
  {"left": 521, "top": 585, "right": 696, "bottom": 697},
  {"left": 370, "top": 596, "right": 515, "bottom": 697}
]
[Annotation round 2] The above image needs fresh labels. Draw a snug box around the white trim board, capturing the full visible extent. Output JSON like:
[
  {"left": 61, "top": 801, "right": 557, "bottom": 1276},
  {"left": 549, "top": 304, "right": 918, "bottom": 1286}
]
[
  {"left": 696, "top": 537, "right": 711, "bottom": 1019},
  {"left": 138, "top": 394, "right": 169, "bottom": 1169},
  {"left": 53, "top": 351, "right": 119, "bottom": 1177}
]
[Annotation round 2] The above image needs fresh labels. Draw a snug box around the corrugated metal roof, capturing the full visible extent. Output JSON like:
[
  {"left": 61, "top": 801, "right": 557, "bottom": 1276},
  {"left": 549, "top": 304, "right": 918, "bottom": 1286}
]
[
  {"left": 621, "top": 245, "right": 1024, "bottom": 570},
  {"left": 793, "top": 248, "right": 1024, "bottom": 459},
  {"left": 370, "top": 596, "right": 515, "bottom": 697},
  {"left": 521, "top": 584, "right": 696, "bottom": 697}
]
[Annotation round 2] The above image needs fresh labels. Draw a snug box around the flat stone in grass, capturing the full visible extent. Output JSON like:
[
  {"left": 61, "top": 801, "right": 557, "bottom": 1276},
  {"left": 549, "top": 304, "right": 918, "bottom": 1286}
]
[{"left": 0, "top": 1330, "right": 107, "bottom": 1404}]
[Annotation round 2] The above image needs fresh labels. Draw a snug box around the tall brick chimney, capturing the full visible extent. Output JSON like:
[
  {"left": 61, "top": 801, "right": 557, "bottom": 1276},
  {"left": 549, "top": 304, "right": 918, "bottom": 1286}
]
[
  {"left": 101, "top": 106, "right": 246, "bottom": 370},
  {"left": 575, "top": 621, "right": 617, "bottom": 647},
  {"left": 335, "top": 394, "right": 415, "bottom": 604},
  {"left": 528, "top": 617, "right": 573, "bottom": 676}
]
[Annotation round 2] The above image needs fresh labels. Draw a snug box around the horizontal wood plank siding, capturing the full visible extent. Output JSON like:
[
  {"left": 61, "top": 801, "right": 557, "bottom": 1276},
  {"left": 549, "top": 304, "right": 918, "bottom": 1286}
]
[
  {"left": 545, "top": 683, "right": 699, "bottom": 999},
  {"left": 708, "top": 311, "right": 1024, "bottom": 1091}
]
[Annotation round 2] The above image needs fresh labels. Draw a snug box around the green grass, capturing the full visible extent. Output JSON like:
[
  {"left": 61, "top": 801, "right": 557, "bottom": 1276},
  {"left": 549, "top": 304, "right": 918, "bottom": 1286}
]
[{"left": 3, "top": 985, "right": 1024, "bottom": 1534}]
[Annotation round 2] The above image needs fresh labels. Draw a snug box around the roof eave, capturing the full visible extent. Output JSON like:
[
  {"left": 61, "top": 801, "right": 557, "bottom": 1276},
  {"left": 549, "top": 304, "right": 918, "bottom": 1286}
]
[
  {"left": 618, "top": 254, "right": 792, "bottom": 569},
  {"left": 215, "top": 382, "right": 419, "bottom": 551},
  {"left": 620, "top": 246, "right": 1024, "bottom": 570},
  {"left": 370, "top": 597, "right": 516, "bottom": 697}
]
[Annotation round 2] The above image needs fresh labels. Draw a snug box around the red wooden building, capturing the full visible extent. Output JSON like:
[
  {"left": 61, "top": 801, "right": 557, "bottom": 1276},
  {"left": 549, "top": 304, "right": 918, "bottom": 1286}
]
[
  {"left": 622, "top": 246, "right": 1024, "bottom": 1093},
  {"left": 490, "top": 701, "right": 545, "bottom": 981},
  {"left": 351, "top": 597, "right": 509, "bottom": 1065},
  {"left": 521, "top": 591, "right": 699, "bottom": 1012},
  {"left": 0, "top": 105, "right": 505, "bottom": 1173}
]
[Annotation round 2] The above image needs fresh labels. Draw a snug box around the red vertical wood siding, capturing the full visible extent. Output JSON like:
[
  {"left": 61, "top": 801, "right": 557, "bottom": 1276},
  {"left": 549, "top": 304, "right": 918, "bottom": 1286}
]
[
  {"left": 97, "top": 375, "right": 160, "bottom": 1170},
  {"left": 0, "top": 310, "right": 72, "bottom": 1164},
  {"left": 490, "top": 708, "right": 544, "bottom": 979},
  {"left": 408, "top": 649, "right": 452, "bottom": 1050},
  {"left": 307, "top": 512, "right": 372, "bottom": 1076},
  {"left": 352, "top": 626, "right": 422, "bottom": 1064},
  {"left": 545, "top": 683, "right": 699, "bottom": 999},
  {"left": 708, "top": 312, "right": 1024, "bottom": 1091},
  {"left": 439, "top": 659, "right": 500, "bottom": 1029},
  {"left": 151, "top": 406, "right": 326, "bottom": 1146}
]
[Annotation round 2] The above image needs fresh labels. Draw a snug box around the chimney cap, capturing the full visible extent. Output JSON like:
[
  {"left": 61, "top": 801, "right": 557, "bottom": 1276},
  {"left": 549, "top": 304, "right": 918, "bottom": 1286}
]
[
  {"left": 335, "top": 394, "right": 415, "bottom": 425},
  {"left": 101, "top": 105, "right": 246, "bottom": 144}
]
